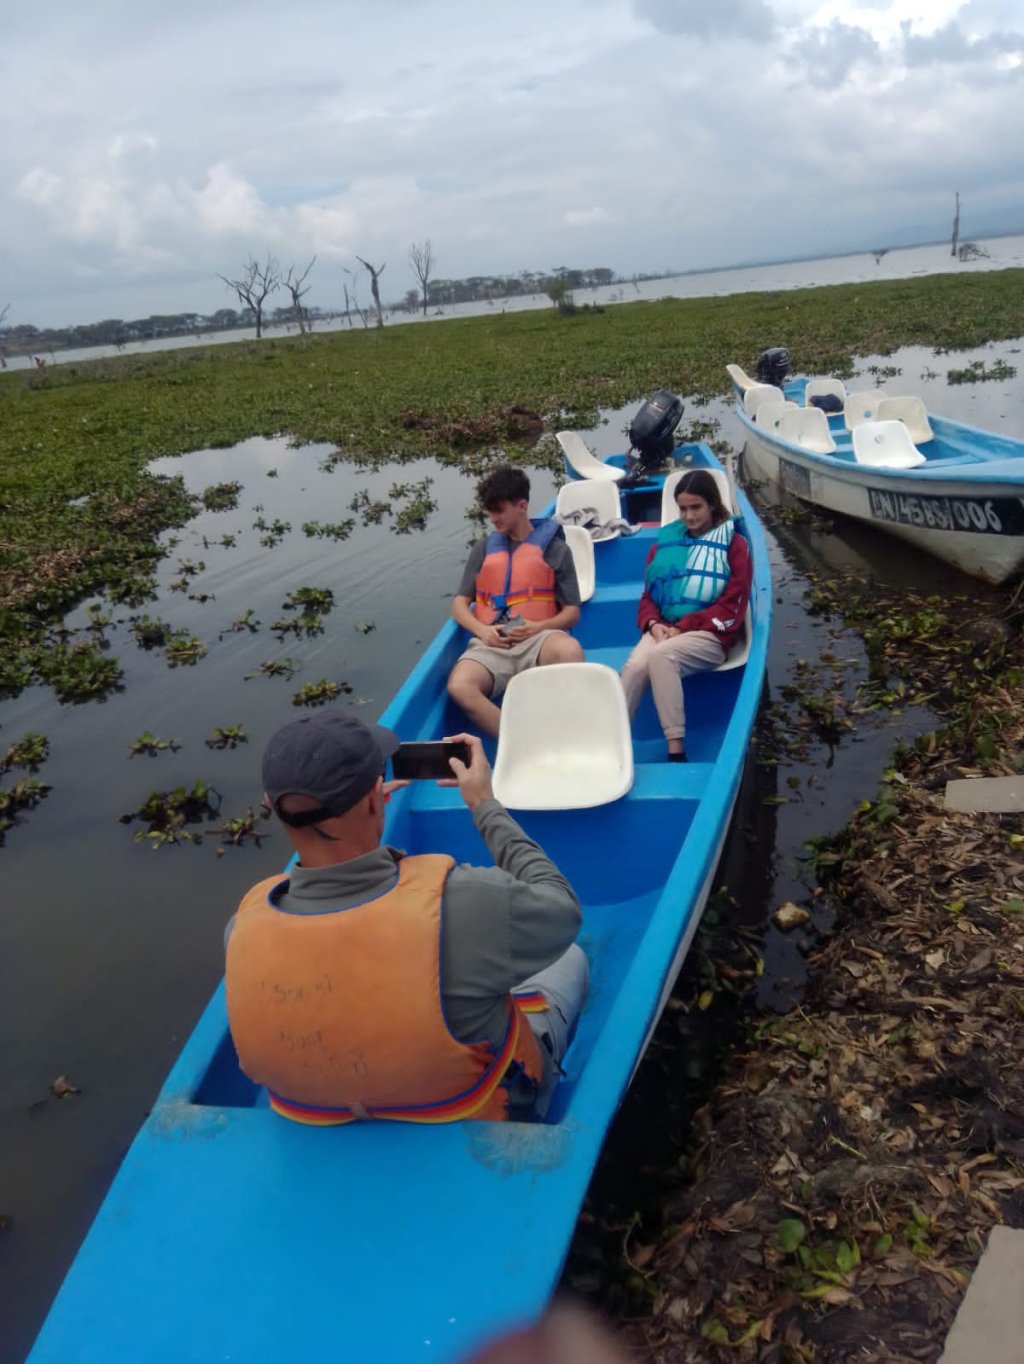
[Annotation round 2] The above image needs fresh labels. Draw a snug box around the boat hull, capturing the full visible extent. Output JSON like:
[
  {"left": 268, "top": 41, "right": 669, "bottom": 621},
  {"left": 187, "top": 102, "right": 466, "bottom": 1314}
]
[
  {"left": 736, "top": 393, "right": 1024, "bottom": 584},
  {"left": 29, "top": 447, "right": 772, "bottom": 1363}
]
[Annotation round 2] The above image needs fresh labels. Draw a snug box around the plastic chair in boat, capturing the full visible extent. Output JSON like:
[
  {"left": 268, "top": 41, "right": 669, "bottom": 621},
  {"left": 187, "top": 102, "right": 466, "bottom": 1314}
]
[
  {"left": 660, "top": 467, "right": 736, "bottom": 524},
  {"left": 726, "top": 363, "right": 756, "bottom": 393},
  {"left": 562, "top": 524, "right": 595, "bottom": 602},
  {"left": 491, "top": 663, "right": 633, "bottom": 810},
  {"left": 876, "top": 396, "right": 934, "bottom": 444},
  {"left": 554, "top": 479, "right": 622, "bottom": 541},
  {"left": 852, "top": 419, "right": 927, "bottom": 469},
  {"left": 777, "top": 407, "right": 838, "bottom": 454},
  {"left": 754, "top": 398, "right": 798, "bottom": 433},
  {"left": 804, "top": 378, "right": 847, "bottom": 409},
  {"left": 555, "top": 430, "right": 626, "bottom": 482},
  {"left": 742, "top": 383, "right": 786, "bottom": 419},
  {"left": 843, "top": 389, "right": 887, "bottom": 431},
  {"left": 717, "top": 603, "right": 753, "bottom": 672}
]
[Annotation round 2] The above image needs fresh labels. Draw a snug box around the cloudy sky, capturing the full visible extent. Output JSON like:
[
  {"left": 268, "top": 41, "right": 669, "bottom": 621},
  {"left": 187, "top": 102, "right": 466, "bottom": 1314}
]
[{"left": 2, "top": 0, "right": 1022, "bottom": 328}]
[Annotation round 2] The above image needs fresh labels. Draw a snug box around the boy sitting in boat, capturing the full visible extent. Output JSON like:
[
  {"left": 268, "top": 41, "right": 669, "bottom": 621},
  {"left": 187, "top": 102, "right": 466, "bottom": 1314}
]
[
  {"left": 225, "top": 711, "right": 589, "bottom": 1123},
  {"left": 448, "top": 465, "right": 583, "bottom": 737},
  {"left": 620, "top": 469, "right": 751, "bottom": 761}
]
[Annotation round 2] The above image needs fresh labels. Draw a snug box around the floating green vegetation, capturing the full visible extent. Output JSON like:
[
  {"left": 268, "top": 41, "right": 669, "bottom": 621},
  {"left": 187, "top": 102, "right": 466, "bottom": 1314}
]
[
  {"left": 246, "top": 657, "right": 300, "bottom": 680},
  {"left": 129, "top": 614, "right": 172, "bottom": 648},
  {"left": 292, "top": 679, "right": 353, "bottom": 707},
  {"left": 130, "top": 731, "right": 182, "bottom": 758},
  {"left": 390, "top": 476, "right": 437, "bottom": 534},
  {"left": 201, "top": 481, "right": 243, "bottom": 511},
  {"left": 164, "top": 630, "right": 207, "bottom": 667},
  {"left": 85, "top": 603, "right": 112, "bottom": 634},
  {"left": 2, "top": 732, "right": 49, "bottom": 772},
  {"left": 2, "top": 268, "right": 1022, "bottom": 704},
  {"left": 213, "top": 806, "right": 269, "bottom": 853},
  {"left": 0, "top": 776, "right": 52, "bottom": 842},
  {"left": 253, "top": 515, "right": 291, "bottom": 547},
  {"left": 205, "top": 724, "right": 248, "bottom": 749},
  {"left": 220, "top": 533, "right": 237, "bottom": 548},
  {"left": 282, "top": 586, "right": 334, "bottom": 614},
  {"left": 120, "top": 780, "right": 221, "bottom": 848},
  {"left": 271, "top": 615, "right": 324, "bottom": 639},
  {"left": 33, "top": 642, "right": 123, "bottom": 703},
  {"left": 947, "top": 358, "right": 1017, "bottom": 384},
  {"left": 222, "top": 607, "right": 260, "bottom": 636},
  {"left": 302, "top": 519, "right": 356, "bottom": 541},
  {"left": 350, "top": 490, "right": 391, "bottom": 524},
  {"left": 355, "top": 620, "right": 376, "bottom": 634}
]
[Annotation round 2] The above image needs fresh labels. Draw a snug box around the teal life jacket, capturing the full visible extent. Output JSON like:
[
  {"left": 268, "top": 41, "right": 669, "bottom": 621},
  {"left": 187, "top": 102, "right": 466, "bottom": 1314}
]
[{"left": 646, "top": 518, "right": 734, "bottom": 624}]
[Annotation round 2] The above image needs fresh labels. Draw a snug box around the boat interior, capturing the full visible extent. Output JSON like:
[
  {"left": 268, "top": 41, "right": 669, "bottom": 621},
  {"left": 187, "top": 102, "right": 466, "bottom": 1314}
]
[
  {"left": 191, "top": 448, "right": 764, "bottom": 1129},
  {"left": 744, "top": 374, "right": 1015, "bottom": 470}
]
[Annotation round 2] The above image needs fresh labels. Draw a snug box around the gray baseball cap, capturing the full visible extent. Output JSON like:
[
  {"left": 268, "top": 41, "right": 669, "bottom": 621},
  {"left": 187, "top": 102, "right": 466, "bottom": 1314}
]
[{"left": 261, "top": 711, "right": 399, "bottom": 827}]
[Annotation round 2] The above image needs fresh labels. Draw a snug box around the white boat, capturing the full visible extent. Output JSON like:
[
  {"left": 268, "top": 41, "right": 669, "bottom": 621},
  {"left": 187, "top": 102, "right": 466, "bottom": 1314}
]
[{"left": 729, "top": 363, "right": 1024, "bottom": 585}]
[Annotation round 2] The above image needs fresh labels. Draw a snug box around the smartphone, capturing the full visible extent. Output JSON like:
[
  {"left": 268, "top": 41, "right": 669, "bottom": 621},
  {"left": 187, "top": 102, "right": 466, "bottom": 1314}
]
[
  {"left": 496, "top": 614, "right": 525, "bottom": 637},
  {"left": 391, "top": 740, "right": 472, "bottom": 781}
]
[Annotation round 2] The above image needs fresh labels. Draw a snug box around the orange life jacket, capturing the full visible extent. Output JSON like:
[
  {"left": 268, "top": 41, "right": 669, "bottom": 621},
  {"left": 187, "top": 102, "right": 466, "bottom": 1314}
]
[
  {"left": 225, "top": 854, "right": 545, "bottom": 1125},
  {"left": 473, "top": 519, "right": 561, "bottom": 625}
]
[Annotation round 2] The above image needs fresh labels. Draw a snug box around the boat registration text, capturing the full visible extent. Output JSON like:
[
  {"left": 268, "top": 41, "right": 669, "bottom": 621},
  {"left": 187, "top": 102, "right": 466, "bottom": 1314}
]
[{"left": 867, "top": 490, "right": 1024, "bottom": 536}]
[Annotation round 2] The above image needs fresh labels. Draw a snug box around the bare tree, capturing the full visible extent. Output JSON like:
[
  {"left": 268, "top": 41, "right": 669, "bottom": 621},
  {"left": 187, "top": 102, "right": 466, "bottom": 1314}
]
[
  {"left": 408, "top": 240, "right": 435, "bottom": 317},
  {"left": 284, "top": 257, "right": 316, "bottom": 333},
  {"left": 951, "top": 190, "right": 960, "bottom": 258},
  {"left": 355, "top": 255, "right": 386, "bottom": 327},
  {"left": 0, "top": 303, "right": 9, "bottom": 328},
  {"left": 217, "top": 254, "right": 281, "bottom": 339}
]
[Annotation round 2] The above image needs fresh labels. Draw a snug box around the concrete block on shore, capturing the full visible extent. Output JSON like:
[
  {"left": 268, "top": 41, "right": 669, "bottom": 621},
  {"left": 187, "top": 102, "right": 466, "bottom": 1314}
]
[
  {"left": 939, "top": 1225, "right": 1024, "bottom": 1364},
  {"left": 944, "top": 775, "right": 1024, "bottom": 814}
]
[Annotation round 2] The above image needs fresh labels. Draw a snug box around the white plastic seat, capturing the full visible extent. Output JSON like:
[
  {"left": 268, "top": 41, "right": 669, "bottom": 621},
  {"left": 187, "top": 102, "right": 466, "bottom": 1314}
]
[
  {"left": 561, "top": 524, "right": 595, "bottom": 602},
  {"left": 852, "top": 419, "right": 927, "bottom": 469},
  {"left": 778, "top": 407, "right": 838, "bottom": 454},
  {"left": 660, "top": 467, "right": 736, "bottom": 525},
  {"left": 554, "top": 479, "right": 622, "bottom": 541},
  {"left": 492, "top": 663, "right": 633, "bottom": 810},
  {"left": 843, "top": 389, "right": 887, "bottom": 431},
  {"left": 876, "top": 396, "right": 934, "bottom": 444},
  {"left": 555, "top": 430, "right": 626, "bottom": 482},
  {"left": 726, "top": 363, "right": 756, "bottom": 393},
  {"left": 804, "top": 377, "right": 847, "bottom": 408},
  {"left": 716, "top": 603, "right": 753, "bottom": 672},
  {"left": 754, "top": 398, "right": 798, "bottom": 433},
  {"left": 742, "top": 383, "right": 786, "bottom": 419}
]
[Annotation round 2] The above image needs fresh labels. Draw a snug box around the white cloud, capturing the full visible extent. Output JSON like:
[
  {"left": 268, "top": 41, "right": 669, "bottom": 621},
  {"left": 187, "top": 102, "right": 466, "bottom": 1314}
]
[
  {"left": 0, "top": 0, "right": 1021, "bottom": 327},
  {"left": 563, "top": 208, "right": 613, "bottom": 227}
]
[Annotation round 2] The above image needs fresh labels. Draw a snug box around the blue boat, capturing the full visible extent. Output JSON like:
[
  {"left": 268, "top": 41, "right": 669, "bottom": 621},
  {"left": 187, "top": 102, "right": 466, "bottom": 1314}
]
[
  {"left": 29, "top": 443, "right": 771, "bottom": 1364},
  {"left": 728, "top": 361, "right": 1024, "bottom": 584}
]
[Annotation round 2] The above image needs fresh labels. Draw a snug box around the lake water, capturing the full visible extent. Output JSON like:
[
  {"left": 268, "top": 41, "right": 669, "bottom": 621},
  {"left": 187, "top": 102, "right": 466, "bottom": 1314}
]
[
  {"left": 4, "top": 234, "right": 1022, "bottom": 370},
  {"left": 0, "top": 328, "right": 1021, "bottom": 1359}
]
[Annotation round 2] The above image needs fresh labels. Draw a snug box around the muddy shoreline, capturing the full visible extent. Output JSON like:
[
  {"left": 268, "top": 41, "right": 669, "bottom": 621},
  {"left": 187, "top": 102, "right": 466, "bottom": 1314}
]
[{"left": 582, "top": 559, "right": 1024, "bottom": 1362}]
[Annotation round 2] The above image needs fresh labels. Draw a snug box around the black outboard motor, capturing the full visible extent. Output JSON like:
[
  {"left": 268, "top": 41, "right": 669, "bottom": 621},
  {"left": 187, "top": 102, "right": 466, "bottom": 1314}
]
[
  {"left": 626, "top": 389, "right": 684, "bottom": 479},
  {"left": 755, "top": 346, "right": 791, "bottom": 388}
]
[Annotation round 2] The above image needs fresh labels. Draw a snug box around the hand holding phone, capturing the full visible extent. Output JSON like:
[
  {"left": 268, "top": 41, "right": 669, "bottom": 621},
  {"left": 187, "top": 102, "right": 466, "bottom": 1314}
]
[
  {"left": 496, "top": 614, "right": 525, "bottom": 637},
  {"left": 391, "top": 740, "right": 473, "bottom": 781}
]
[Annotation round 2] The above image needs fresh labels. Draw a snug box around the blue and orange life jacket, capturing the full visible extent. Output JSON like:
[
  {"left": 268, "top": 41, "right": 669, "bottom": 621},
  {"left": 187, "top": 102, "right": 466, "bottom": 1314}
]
[
  {"left": 473, "top": 518, "right": 562, "bottom": 625},
  {"left": 225, "top": 854, "right": 546, "bottom": 1126}
]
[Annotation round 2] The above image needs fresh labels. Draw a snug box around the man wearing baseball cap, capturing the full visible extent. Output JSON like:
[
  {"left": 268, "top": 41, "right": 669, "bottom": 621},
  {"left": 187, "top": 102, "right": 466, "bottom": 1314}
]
[{"left": 225, "top": 710, "right": 588, "bottom": 1125}]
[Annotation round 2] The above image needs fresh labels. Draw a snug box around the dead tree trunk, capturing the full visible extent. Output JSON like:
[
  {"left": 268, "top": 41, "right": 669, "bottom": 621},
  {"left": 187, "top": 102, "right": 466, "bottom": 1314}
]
[
  {"left": 356, "top": 256, "right": 386, "bottom": 327},
  {"left": 284, "top": 257, "right": 316, "bottom": 333},
  {"left": 951, "top": 191, "right": 960, "bottom": 258}
]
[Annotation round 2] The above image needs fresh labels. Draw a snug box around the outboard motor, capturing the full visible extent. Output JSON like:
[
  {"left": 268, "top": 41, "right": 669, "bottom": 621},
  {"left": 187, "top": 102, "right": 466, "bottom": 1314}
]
[
  {"left": 626, "top": 389, "right": 684, "bottom": 479},
  {"left": 755, "top": 346, "right": 791, "bottom": 388}
]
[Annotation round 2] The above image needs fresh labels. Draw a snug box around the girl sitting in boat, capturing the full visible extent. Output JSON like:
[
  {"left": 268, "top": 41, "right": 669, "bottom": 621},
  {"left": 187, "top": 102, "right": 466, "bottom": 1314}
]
[{"left": 620, "top": 469, "right": 752, "bottom": 761}]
